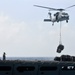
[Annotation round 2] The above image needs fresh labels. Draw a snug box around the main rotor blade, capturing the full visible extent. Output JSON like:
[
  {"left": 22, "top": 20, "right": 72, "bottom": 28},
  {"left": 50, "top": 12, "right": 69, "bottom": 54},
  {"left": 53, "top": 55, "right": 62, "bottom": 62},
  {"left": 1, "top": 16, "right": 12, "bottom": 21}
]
[
  {"left": 34, "top": 5, "right": 58, "bottom": 11},
  {"left": 65, "top": 5, "right": 75, "bottom": 10}
]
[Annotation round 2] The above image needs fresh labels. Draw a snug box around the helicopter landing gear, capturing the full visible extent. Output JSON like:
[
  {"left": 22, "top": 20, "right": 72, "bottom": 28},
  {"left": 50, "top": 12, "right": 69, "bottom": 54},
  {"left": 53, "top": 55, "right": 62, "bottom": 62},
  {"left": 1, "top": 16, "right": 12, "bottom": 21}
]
[
  {"left": 52, "top": 22, "right": 54, "bottom": 26},
  {"left": 66, "top": 20, "right": 68, "bottom": 23},
  {"left": 57, "top": 21, "right": 59, "bottom": 22}
]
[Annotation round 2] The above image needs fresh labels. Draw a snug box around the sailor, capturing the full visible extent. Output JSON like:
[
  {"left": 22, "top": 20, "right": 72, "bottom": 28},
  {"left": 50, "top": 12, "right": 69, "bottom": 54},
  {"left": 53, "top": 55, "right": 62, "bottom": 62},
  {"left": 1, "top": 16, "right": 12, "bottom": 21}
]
[
  {"left": 3, "top": 52, "right": 6, "bottom": 60},
  {"left": 57, "top": 44, "right": 64, "bottom": 53}
]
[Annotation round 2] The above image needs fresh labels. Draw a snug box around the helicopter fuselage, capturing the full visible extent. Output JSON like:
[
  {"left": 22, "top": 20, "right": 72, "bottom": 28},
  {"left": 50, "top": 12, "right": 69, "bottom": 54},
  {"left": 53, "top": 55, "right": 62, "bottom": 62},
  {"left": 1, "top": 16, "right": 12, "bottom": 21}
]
[
  {"left": 44, "top": 12, "right": 69, "bottom": 25},
  {"left": 51, "top": 12, "right": 69, "bottom": 22}
]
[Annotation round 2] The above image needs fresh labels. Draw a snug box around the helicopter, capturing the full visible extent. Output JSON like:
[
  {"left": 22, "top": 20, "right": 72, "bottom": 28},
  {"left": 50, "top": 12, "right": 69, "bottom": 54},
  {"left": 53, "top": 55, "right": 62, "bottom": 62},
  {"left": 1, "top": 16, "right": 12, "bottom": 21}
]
[{"left": 34, "top": 5, "right": 75, "bottom": 25}]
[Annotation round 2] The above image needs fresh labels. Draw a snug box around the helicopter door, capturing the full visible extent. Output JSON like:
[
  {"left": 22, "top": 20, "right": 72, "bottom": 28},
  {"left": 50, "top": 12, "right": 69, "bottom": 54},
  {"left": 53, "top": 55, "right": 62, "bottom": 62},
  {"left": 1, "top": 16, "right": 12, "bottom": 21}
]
[{"left": 54, "top": 12, "right": 59, "bottom": 22}]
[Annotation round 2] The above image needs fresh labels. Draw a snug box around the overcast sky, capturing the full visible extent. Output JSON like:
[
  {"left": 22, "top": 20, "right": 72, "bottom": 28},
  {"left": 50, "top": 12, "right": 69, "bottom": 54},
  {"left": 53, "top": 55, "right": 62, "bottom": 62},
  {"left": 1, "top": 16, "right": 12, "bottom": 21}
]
[{"left": 0, "top": 0, "right": 75, "bottom": 57}]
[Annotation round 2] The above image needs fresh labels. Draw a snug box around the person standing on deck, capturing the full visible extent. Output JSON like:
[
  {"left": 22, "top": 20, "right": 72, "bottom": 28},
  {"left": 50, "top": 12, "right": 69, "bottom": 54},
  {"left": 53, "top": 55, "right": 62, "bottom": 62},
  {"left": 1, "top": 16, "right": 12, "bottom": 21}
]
[{"left": 3, "top": 52, "right": 6, "bottom": 60}]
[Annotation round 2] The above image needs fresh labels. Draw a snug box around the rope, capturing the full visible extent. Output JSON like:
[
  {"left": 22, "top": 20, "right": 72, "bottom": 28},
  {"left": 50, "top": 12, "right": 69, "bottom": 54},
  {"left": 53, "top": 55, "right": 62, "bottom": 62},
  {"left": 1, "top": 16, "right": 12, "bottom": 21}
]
[{"left": 59, "top": 21, "right": 62, "bottom": 44}]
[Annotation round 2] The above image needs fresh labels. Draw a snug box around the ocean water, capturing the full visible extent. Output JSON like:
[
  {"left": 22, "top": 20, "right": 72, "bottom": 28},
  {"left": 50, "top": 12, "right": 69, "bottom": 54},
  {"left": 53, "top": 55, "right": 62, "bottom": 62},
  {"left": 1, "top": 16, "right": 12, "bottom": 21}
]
[{"left": 4, "top": 57, "right": 54, "bottom": 61}]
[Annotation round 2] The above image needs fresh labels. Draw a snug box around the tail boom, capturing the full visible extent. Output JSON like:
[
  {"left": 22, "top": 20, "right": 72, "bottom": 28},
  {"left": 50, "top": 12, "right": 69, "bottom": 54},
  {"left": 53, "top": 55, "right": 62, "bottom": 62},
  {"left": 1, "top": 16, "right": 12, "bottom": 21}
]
[{"left": 44, "top": 19, "right": 51, "bottom": 22}]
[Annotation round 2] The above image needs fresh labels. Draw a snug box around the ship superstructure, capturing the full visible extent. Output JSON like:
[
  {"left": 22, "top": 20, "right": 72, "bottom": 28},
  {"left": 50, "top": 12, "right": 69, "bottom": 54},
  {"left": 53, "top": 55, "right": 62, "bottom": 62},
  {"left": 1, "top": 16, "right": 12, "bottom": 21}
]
[{"left": 0, "top": 56, "right": 75, "bottom": 75}]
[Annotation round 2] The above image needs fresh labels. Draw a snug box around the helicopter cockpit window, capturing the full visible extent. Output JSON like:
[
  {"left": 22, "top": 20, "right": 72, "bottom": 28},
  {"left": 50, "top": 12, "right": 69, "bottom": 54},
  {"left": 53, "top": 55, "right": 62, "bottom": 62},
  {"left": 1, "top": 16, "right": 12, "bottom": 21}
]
[{"left": 54, "top": 12, "right": 59, "bottom": 16}]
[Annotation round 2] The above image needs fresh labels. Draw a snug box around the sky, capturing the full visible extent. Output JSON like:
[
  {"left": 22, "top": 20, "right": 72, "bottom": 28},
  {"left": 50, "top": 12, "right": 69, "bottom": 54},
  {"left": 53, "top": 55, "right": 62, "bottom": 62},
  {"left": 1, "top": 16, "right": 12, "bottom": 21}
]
[{"left": 0, "top": 0, "right": 75, "bottom": 57}]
